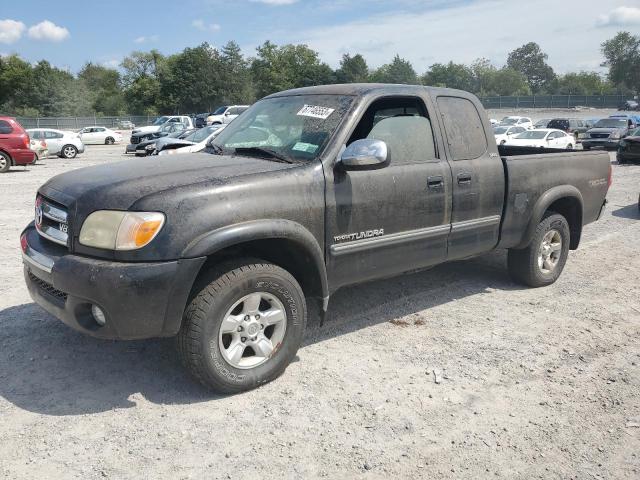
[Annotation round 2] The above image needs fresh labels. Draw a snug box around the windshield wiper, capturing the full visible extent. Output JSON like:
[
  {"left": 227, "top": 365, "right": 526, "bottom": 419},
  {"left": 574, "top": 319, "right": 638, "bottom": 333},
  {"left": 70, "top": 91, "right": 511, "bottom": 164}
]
[
  {"left": 207, "top": 142, "right": 224, "bottom": 155},
  {"left": 234, "top": 147, "right": 294, "bottom": 164}
]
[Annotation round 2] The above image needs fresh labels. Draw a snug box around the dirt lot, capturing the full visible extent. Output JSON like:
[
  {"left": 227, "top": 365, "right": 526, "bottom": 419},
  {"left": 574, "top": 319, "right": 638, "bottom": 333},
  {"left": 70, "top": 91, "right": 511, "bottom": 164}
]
[{"left": 0, "top": 132, "right": 639, "bottom": 479}]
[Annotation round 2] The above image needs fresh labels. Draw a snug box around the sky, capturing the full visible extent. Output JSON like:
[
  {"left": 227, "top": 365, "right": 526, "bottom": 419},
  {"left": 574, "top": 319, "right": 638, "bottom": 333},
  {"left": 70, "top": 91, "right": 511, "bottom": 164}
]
[{"left": 0, "top": 0, "right": 639, "bottom": 75}]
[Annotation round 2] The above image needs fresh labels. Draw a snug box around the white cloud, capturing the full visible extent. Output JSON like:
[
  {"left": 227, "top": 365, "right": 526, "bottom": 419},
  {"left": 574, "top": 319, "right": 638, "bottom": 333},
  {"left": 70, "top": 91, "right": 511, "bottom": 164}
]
[
  {"left": 27, "top": 20, "right": 69, "bottom": 42},
  {"left": 597, "top": 6, "right": 640, "bottom": 27},
  {"left": 0, "top": 19, "right": 26, "bottom": 44},
  {"left": 250, "top": 0, "right": 298, "bottom": 4},
  {"left": 283, "top": 0, "right": 630, "bottom": 74},
  {"left": 191, "top": 19, "right": 221, "bottom": 32},
  {"left": 102, "top": 59, "right": 120, "bottom": 68},
  {"left": 134, "top": 35, "right": 159, "bottom": 44}
]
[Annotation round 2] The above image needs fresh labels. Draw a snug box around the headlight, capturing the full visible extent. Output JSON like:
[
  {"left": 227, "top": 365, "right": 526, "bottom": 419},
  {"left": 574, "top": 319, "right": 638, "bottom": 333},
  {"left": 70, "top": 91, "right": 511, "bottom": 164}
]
[
  {"left": 610, "top": 131, "right": 621, "bottom": 139},
  {"left": 79, "top": 211, "right": 165, "bottom": 250},
  {"left": 145, "top": 143, "right": 156, "bottom": 150}
]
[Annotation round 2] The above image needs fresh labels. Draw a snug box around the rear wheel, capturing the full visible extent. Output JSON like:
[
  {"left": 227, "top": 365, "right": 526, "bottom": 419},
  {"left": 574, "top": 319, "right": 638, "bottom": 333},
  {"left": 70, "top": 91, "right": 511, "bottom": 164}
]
[
  {"left": 0, "top": 152, "right": 10, "bottom": 173},
  {"left": 105, "top": 137, "right": 115, "bottom": 145},
  {"left": 177, "top": 260, "right": 307, "bottom": 393},
  {"left": 60, "top": 145, "right": 78, "bottom": 159},
  {"left": 566, "top": 143, "right": 573, "bottom": 150},
  {"left": 507, "top": 212, "right": 570, "bottom": 287},
  {"left": 583, "top": 145, "right": 591, "bottom": 151}
]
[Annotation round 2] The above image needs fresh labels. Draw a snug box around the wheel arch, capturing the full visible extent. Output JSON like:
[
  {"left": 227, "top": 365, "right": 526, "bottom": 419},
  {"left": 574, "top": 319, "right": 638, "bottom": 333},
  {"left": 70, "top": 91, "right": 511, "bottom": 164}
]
[
  {"left": 183, "top": 219, "right": 329, "bottom": 308},
  {"left": 518, "top": 186, "right": 584, "bottom": 250},
  {"left": 0, "top": 149, "right": 14, "bottom": 165}
]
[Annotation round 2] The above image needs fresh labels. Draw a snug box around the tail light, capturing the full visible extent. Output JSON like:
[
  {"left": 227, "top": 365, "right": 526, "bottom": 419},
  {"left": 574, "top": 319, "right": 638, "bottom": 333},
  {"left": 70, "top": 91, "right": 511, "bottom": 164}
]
[
  {"left": 608, "top": 164, "right": 612, "bottom": 188},
  {"left": 41, "top": 140, "right": 47, "bottom": 148},
  {"left": 23, "top": 134, "right": 30, "bottom": 149}
]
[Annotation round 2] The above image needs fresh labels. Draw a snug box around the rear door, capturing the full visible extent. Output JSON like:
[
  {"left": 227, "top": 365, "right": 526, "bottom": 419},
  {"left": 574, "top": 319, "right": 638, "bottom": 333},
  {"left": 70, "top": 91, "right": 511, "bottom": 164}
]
[
  {"left": 0, "top": 119, "right": 16, "bottom": 150},
  {"left": 44, "top": 130, "right": 63, "bottom": 154},
  {"left": 434, "top": 95, "right": 505, "bottom": 260}
]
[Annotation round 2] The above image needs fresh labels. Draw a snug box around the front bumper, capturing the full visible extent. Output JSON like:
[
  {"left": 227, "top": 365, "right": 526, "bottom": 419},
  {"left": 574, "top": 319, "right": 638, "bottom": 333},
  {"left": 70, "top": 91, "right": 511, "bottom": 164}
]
[
  {"left": 21, "top": 224, "right": 205, "bottom": 340},
  {"left": 582, "top": 138, "right": 620, "bottom": 149},
  {"left": 125, "top": 143, "right": 138, "bottom": 153}
]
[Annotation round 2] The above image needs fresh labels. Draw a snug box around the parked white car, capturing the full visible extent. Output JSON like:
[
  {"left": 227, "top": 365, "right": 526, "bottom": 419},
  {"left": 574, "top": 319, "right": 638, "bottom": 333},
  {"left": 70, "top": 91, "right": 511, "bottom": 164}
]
[
  {"left": 133, "top": 116, "right": 194, "bottom": 134},
  {"left": 206, "top": 106, "right": 249, "bottom": 125},
  {"left": 159, "top": 125, "right": 227, "bottom": 155},
  {"left": 493, "top": 125, "right": 527, "bottom": 145},
  {"left": 499, "top": 116, "right": 533, "bottom": 130},
  {"left": 78, "top": 126, "right": 123, "bottom": 145},
  {"left": 27, "top": 128, "right": 85, "bottom": 158},
  {"left": 504, "top": 129, "right": 575, "bottom": 149}
]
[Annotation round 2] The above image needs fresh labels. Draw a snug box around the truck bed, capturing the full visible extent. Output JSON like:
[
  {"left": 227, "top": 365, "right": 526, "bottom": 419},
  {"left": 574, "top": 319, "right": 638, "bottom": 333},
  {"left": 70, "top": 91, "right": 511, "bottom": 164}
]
[{"left": 497, "top": 148, "right": 610, "bottom": 250}]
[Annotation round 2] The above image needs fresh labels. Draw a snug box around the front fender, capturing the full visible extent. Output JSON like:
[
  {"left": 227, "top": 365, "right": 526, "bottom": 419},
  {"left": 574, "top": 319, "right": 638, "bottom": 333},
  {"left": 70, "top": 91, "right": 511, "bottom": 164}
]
[{"left": 182, "top": 219, "right": 329, "bottom": 299}]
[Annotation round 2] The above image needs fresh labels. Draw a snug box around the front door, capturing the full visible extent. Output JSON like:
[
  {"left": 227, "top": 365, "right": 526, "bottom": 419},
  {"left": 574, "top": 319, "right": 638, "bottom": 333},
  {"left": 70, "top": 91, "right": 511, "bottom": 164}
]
[{"left": 325, "top": 95, "right": 453, "bottom": 289}]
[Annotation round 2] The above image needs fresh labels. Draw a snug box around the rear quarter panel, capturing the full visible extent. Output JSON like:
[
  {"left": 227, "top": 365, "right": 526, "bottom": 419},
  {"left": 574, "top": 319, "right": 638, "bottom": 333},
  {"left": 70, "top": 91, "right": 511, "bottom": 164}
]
[{"left": 498, "top": 151, "right": 610, "bottom": 249}]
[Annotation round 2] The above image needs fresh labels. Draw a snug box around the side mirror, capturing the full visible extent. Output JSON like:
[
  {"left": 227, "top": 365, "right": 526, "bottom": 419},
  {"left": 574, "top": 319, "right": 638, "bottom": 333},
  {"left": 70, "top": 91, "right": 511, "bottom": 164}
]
[
  {"left": 339, "top": 139, "right": 388, "bottom": 169},
  {"left": 225, "top": 111, "right": 231, "bottom": 116},
  {"left": 507, "top": 131, "right": 513, "bottom": 135}
]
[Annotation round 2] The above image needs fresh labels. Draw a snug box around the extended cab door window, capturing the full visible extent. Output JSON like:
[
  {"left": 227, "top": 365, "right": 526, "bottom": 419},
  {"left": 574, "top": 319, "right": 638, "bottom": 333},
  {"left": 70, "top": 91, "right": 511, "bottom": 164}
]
[
  {"left": 326, "top": 96, "right": 452, "bottom": 289},
  {"left": 436, "top": 95, "right": 504, "bottom": 259}
]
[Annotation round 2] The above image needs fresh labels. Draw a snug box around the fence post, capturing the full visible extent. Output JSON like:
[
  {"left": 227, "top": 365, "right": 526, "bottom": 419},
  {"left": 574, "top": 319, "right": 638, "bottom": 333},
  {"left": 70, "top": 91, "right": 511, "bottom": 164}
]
[
  {"left": 567, "top": 95, "right": 570, "bottom": 108},
  {"left": 75, "top": 117, "right": 78, "bottom": 129},
  {"left": 533, "top": 96, "right": 536, "bottom": 108},
  {"left": 36, "top": 117, "right": 40, "bottom": 127}
]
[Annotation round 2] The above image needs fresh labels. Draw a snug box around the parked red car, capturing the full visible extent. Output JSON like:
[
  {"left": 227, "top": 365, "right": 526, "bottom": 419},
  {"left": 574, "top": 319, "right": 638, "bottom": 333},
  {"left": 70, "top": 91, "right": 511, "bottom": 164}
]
[{"left": 0, "top": 117, "right": 36, "bottom": 173}]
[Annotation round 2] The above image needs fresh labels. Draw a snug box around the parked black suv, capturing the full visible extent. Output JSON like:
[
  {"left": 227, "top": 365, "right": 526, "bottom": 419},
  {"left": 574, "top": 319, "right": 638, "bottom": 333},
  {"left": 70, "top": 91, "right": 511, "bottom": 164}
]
[{"left": 547, "top": 118, "right": 588, "bottom": 142}]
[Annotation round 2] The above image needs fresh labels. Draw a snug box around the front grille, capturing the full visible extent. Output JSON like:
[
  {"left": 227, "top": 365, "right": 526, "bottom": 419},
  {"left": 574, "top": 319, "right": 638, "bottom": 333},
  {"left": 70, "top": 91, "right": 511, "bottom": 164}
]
[
  {"left": 131, "top": 136, "right": 140, "bottom": 144},
  {"left": 28, "top": 271, "right": 68, "bottom": 303},
  {"left": 590, "top": 133, "right": 610, "bottom": 139},
  {"left": 36, "top": 195, "right": 69, "bottom": 247}
]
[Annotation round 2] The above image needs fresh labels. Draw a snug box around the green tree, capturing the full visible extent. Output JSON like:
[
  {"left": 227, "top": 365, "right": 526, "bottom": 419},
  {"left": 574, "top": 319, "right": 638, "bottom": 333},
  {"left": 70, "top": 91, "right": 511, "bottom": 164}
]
[
  {"left": 422, "top": 61, "right": 474, "bottom": 91},
  {"left": 335, "top": 53, "right": 369, "bottom": 83},
  {"left": 121, "top": 50, "right": 165, "bottom": 114},
  {"left": 601, "top": 31, "right": 640, "bottom": 93},
  {"left": 506, "top": 42, "right": 555, "bottom": 93},
  {"left": 369, "top": 54, "right": 417, "bottom": 84},
  {"left": 555, "top": 71, "right": 614, "bottom": 95},
  {"left": 78, "top": 63, "right": 125, "bottom": 115},
  {"left": 486, "top": 68, "right": 530, "bottom": 96},
  {"left": 251, "top": 41, "right": 334, "bottom": 98},
  {"left": 218, "top": 41, "right": 255, "bottom": 105}
]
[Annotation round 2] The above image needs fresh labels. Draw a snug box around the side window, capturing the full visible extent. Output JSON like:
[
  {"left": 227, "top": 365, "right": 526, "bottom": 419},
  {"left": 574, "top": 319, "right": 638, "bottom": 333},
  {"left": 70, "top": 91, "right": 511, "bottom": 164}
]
[
  {"left": 0, "top": 120, "right": 14, "bottom": 134},
  {"left": 347, "top": 97, "right": 437, "bottom": 165},
  {"left": 436, "top": 96, "right": 487, "bottom": 161},
  {"left": 30, "top": 131, "right": 41, "bottom": 139}
]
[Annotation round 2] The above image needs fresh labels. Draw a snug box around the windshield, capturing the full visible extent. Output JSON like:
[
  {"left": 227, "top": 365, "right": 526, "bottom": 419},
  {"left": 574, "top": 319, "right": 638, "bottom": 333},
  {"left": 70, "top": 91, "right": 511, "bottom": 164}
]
[
  {"left": 153, "top": 116, "right": 170, "bottom": 126},
  {"left": 212, "top": 106, "right": 227, "bottom": 115},
  {"left": 630, "top": 128, "right": 640, "bottom": 136},
  {"left": 595, "top": 119, "right": 627, "bottom": 128},
  {"left": 493, "top": 127, "right": 509, "bottom": 134},
  {"left": 191, "top": 125, "right": 220, "bottom": 143},
  {"left": 515, "top": 130, "right": 548, "bottom": 139},
  {"left": 211, "top": 94, "right": 354, "bottom": 162},
  {"left": 500, "top": 118, "right": 517, "bottom": 125}
]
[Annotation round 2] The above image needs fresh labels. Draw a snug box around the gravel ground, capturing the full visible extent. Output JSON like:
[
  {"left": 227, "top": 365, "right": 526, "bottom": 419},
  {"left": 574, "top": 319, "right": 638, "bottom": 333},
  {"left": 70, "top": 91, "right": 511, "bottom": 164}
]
[{"left": 0, "top": 129, "right": 639, "bottom": 479}]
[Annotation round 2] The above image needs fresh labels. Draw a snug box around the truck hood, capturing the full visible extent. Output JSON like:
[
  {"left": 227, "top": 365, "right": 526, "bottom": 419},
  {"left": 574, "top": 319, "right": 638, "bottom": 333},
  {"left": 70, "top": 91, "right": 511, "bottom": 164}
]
[
  {"left": 39, "top": 153, "right": 295, "bottom": 213},
  {"left": 133, "top": 125, "right": 161, "bottom": 134}
]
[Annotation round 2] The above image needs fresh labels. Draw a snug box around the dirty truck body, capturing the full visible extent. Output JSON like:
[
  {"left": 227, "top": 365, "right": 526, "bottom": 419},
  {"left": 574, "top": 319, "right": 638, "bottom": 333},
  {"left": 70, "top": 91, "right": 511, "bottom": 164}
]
[{"left": 21, "top": 84, "right": 610, "bottom": 392}]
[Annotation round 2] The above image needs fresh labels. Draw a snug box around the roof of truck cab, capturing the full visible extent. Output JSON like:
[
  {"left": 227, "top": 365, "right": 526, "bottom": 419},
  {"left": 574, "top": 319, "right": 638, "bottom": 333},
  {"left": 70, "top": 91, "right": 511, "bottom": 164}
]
[{"left": 264, "top": 83, "right": 472, "bottom": 99}]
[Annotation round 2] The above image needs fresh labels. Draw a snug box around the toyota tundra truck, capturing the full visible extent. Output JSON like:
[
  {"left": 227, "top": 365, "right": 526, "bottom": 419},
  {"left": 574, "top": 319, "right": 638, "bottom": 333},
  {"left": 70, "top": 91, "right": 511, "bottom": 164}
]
[{"left": 21, "top": 84, "right": 610, "bottom": 393}]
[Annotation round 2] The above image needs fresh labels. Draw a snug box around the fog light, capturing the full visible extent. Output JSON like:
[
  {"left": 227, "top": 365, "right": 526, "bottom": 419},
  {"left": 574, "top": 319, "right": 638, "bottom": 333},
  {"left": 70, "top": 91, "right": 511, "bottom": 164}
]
[{"left": 91, "top": 305, "right": 107, "bottom": 326}]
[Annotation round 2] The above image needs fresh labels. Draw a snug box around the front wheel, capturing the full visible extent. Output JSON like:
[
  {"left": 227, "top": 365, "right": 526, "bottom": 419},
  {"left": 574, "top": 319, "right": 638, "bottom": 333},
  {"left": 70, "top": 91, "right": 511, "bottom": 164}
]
[
  {"left": 566, "top": 143, "right": 573, "bottom": 150},
  {"left": 0, "top": 152, "right": 11, "bottom": 173},
  {"left": 583, "top": 145, "right": 591, "bottom": 151},
  {"left": 507, "top": 212, "right": 570, "bottom": 287},
  {"left": 177, "top": 260, "right": 307, "bottom": 393},
  {"left": 105, "top": 137, "right": 115, "bottom": 145}
]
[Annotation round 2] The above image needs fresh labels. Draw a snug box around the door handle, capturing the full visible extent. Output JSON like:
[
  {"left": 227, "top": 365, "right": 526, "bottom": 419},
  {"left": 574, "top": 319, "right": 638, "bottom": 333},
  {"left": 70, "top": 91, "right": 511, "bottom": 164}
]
[
  {"left": 457, "top": 173, "right": 472, "bottom": 185},
  {"left": 427, "top": 175, "right": 444, "bottom": 189}
]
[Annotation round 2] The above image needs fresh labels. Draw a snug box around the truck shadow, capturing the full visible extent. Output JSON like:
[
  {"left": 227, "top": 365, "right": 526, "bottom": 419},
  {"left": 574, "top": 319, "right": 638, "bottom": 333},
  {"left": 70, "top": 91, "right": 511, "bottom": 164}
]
[
  {"left": 611, "top": 203, "right": 640, "bottom": 220},
  {"left": 0, "top": 250, "right": 519, "bottom": 416}
]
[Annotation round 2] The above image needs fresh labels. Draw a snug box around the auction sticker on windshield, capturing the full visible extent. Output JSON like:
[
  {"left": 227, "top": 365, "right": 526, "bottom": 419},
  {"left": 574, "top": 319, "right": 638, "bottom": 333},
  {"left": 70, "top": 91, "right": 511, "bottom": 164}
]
[
  {"left": 292, "top": 142, "right": 319, "bottom": 154},
  {"left": 297, "top": 105, "right": 335, "bottom": 120}
]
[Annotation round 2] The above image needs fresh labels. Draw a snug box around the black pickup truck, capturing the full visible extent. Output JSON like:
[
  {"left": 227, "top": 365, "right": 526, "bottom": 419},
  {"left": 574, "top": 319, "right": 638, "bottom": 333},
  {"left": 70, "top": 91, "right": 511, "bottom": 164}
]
[{"left": 21, "top": 84, "right": 610, "bottom": 393}]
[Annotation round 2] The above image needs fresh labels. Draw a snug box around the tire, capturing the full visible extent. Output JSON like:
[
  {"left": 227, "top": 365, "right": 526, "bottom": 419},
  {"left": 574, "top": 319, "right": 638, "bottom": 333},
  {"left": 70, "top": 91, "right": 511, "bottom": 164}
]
[
  {"left": 500, "top": 140, "right": 506, "bottom": 145},
  {"left": 507, "top": 212, "right": 570, "bottom": 288},
  {"left": 177, "top": 260, "right": 307, "bottom": 393},
  {"left": 60, "top": 145, "right": 77, "bottom": 159},
  {"left": 566, "top": 143, "right": 573, "bottom": 150},
  {"left": 0, "top": 152, "right": 10, "bottom": 173},
  {"left": 583, "top": 145, "right": 591, "bottom": 151},
  {"left": 105, "top": 137, "right": 115, "bottom": 145}
]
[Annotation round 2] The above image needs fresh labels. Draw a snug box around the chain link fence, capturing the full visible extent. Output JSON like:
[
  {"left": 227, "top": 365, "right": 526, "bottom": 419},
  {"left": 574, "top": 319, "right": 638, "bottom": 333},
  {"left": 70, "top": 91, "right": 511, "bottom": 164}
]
[
  {"left": 12, "top": 95, "right": 631, "bottom": 128},
  {"left": 479, "top": 94, "right": 627, "bottom": 109},
  {"left": 14, "top": 115, "right": 159, "bottom": 130}
]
